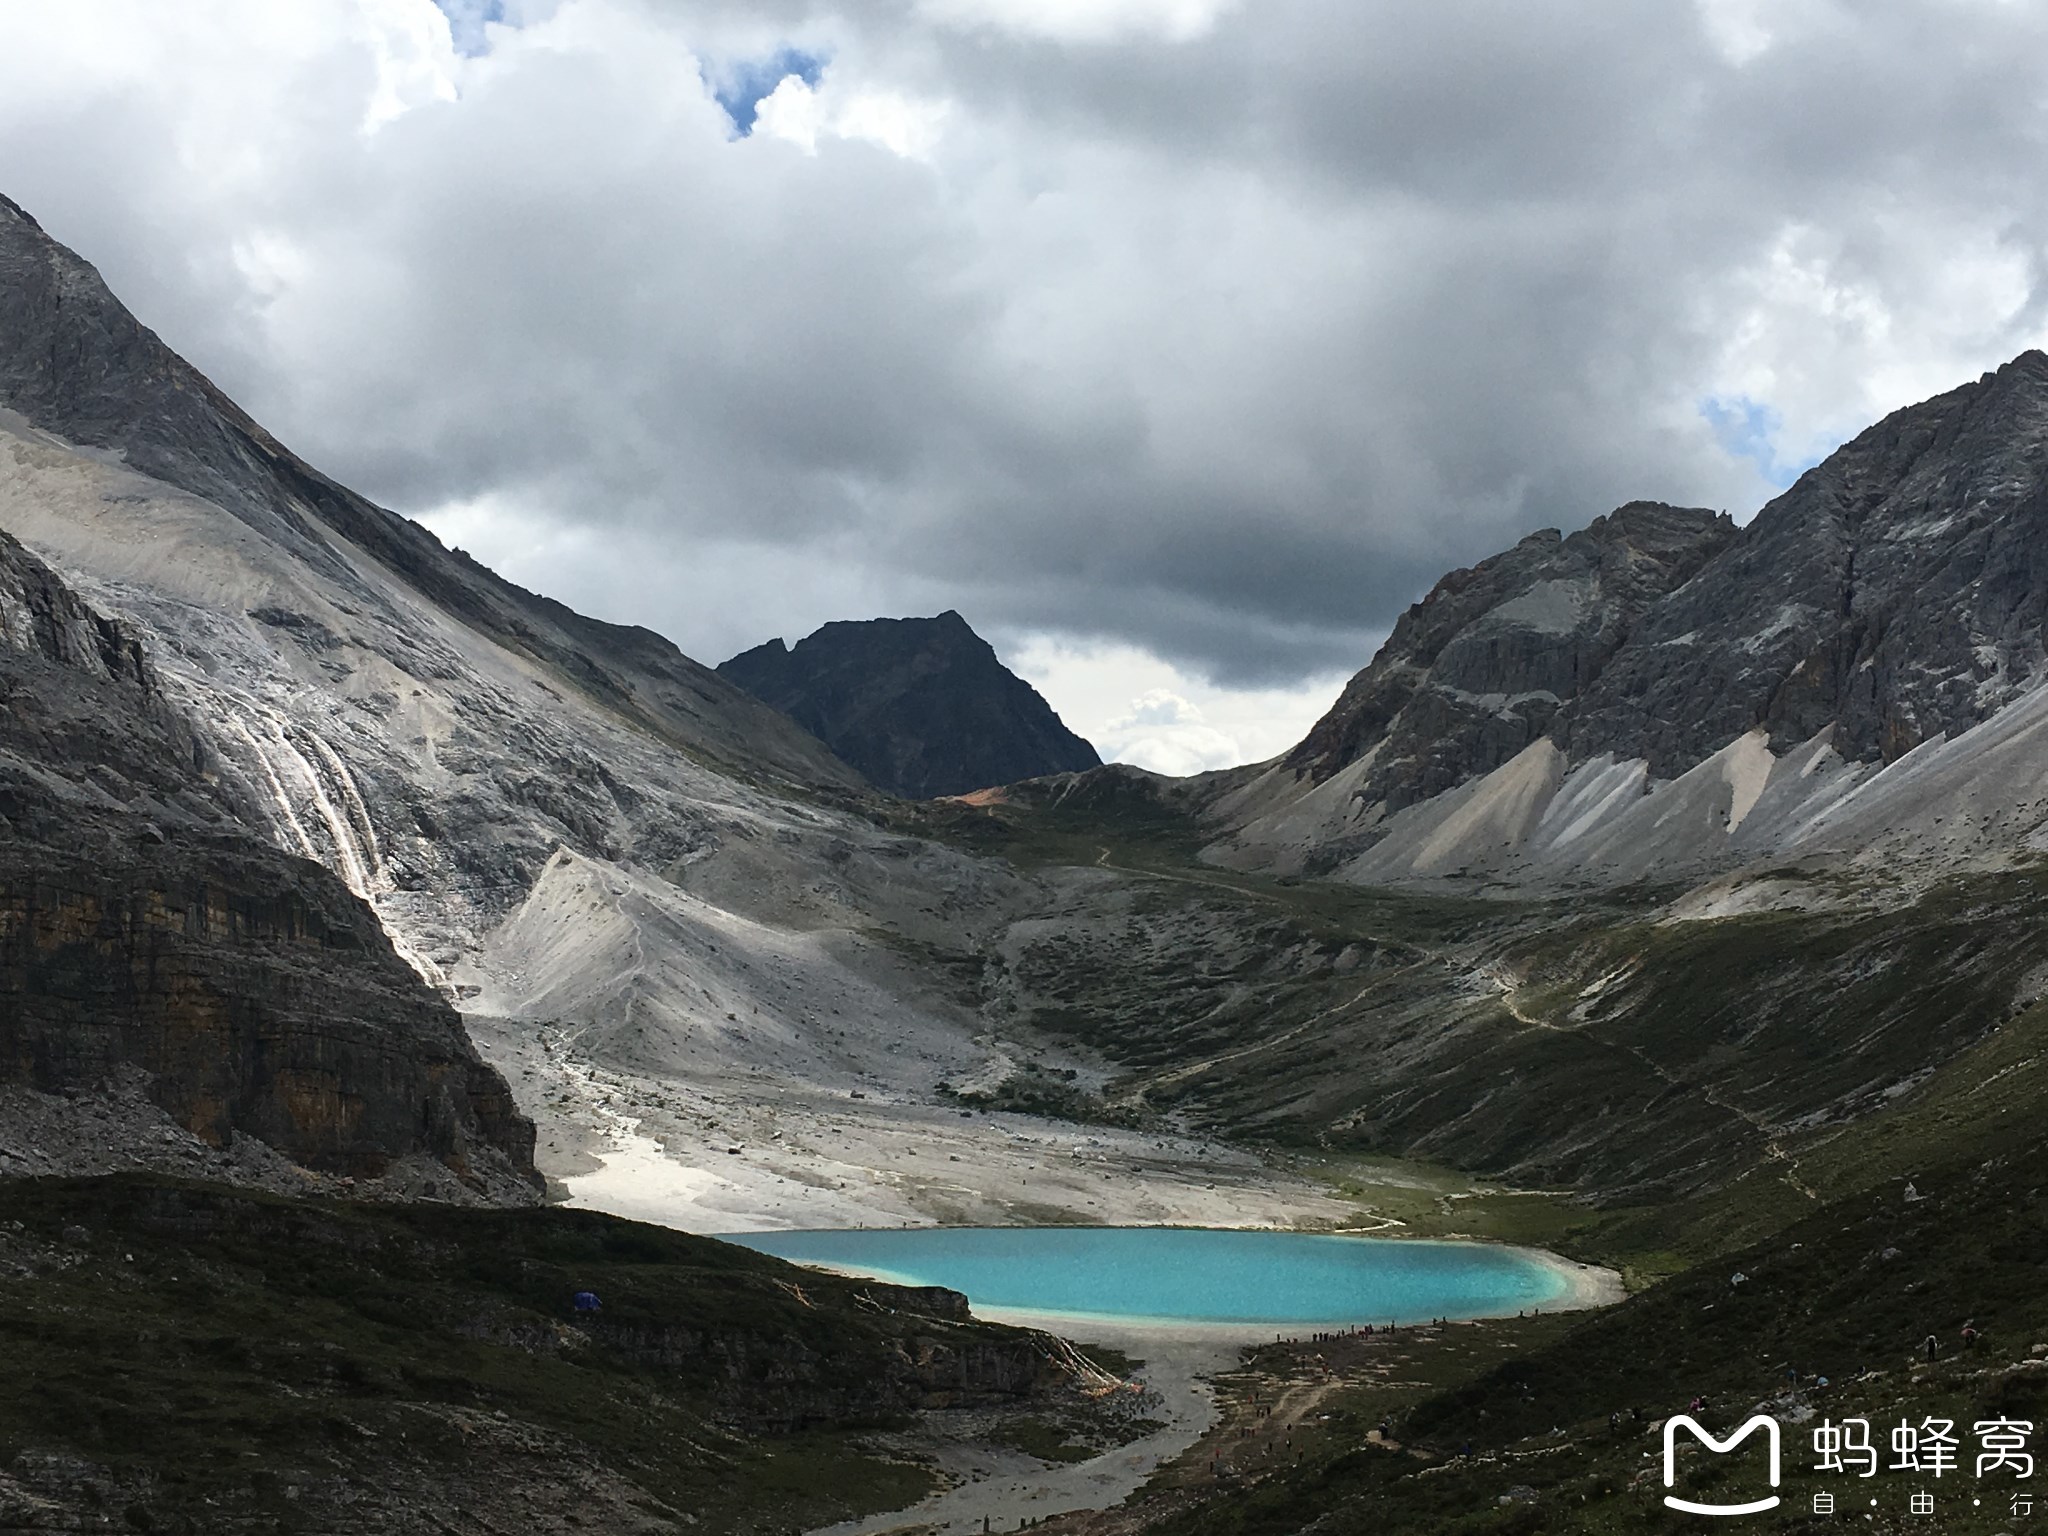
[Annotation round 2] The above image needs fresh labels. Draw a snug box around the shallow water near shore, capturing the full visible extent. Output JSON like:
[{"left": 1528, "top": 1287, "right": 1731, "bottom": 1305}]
[{"left": 723, "top": 1224, "right": 1572, "bottom": 1326}]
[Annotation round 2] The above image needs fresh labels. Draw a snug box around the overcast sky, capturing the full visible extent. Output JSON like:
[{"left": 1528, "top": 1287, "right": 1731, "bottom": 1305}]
[{"left": 6, "top": 1, "right": 2048, "bottom": 772}]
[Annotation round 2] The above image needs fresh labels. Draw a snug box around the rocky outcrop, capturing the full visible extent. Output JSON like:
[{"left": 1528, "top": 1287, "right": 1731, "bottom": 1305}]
[
  {"left": 1218, "top": 353, "right": 2048, "bottom": 887},
  {"left": 0, "top": 527, "right": 536, "bottom": 1190},
  {"left": 1286, "top": 502, "right": 1736, "bottom": 806},
  {"left": 719, "top": 611, "right": 1100, "bottom": 799},
  {"left": 1566, "top": 351, "right": 2048, "bottom": 774}
]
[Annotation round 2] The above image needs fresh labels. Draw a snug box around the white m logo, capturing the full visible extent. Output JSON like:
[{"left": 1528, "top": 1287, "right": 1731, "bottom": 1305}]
[{"left": 1663, "top": 1414, "right": 1782, "bottom": 1516}]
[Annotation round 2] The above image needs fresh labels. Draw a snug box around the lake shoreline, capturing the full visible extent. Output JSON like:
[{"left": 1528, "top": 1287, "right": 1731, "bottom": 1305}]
[
  {"left": 724, "top": 1228, "right": 1627, "bottom": 1333},
  {"left": 1520, "top": 1243, "right": 1629, "bottom": 1312}
]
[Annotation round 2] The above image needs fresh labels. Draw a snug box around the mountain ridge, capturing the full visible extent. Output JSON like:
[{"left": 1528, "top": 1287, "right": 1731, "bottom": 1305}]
[
  {"left": 0, "top": 191, "right": 864, "bottom": 798},
  {"left": 0, "top": 188, "right": 1039, "bottom": 1213},
  {"left": 1194, "top": 352, "right": 2048, "bottom": 888},
  {"left": 718, "top": 609, "right": 1100, "bottom": 799}
]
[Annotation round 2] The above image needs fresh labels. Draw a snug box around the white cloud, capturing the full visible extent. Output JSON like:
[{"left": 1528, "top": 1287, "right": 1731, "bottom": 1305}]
[
  {"left": 753, "top": 74, "right": 949, "bottom": 160},
  {"left": 1692, "top": 0, "right": 1779, "bottom": 64},
  {"left": 1700, "top": 218, "right": 2048, "bottom": 499},
  {"left": 1002, "top": 637, "right": 1352, "bottom": 775},
  {"left": 358, "top": 0, "right": 461, "bottom": 129},
  {"left": 916, "top": 0, "right": 1238, "bottom": 44}
]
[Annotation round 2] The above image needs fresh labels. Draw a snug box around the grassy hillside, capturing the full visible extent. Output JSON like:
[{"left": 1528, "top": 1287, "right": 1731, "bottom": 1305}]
[
  {"left": 1117, "top": 1131, "right": 2048, "bottom": 1534},
  {"left": 947, "top": 790, "right": 2048, "bottom": 1227},
  {"left": 0, "top": 1177, "right": 1105, "bottom": 1535}
]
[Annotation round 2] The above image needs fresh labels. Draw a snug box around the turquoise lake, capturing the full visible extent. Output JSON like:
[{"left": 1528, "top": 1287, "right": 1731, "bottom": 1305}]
[{"left": 723, "top": 1226, "right": 1568, "bottom": 1327}]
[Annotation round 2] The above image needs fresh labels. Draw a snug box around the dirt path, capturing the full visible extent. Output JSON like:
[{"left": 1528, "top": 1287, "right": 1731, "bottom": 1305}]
[
  {"left": 1477, "top": 964, "right": 1820, "bottom": 1203},
  {"left": 807, "top": 1328, "right": 1245, "bottom": 1536},
  {"left": 1034, "top": 1324, "right": 1466, "bottom": 1536}
]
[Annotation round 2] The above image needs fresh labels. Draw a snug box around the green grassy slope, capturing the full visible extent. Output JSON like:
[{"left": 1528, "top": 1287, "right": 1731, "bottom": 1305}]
[
  {"left": 945, "top": 792, "right": 2048, "bottom": 1223},
  {"left": 0, "top": 1177, "right": 1087, "bottom": 1535},
  {"left": 912, "top": 791, "right": 2048, "bottom": 1533},
  {"left": 1135, "top": 1131, "right": 2048, "bottom": 1534}
]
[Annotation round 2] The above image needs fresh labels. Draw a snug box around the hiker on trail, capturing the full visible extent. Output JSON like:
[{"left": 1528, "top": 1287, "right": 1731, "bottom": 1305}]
[
  {"left": 572, "top": 1290, "right": 602, "bottom": 1317},
  {"left": 1926, "top": 1333, "right": 1939, "bottom": 1362},
  {"left": 1962, "top": 1323, "right": 1981, "bottom": 1351}
]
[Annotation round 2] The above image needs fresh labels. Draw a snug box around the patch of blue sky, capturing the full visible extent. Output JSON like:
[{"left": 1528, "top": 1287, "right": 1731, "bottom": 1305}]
[
  {"left": 712, "top": 48, "right": 827, "bottom": 136},
  {"left": 432, "top": 0, "right": 506, "bottom": 58},
  {"left": 1700, "top": 395, "right": 1822, "bottom": 490}
]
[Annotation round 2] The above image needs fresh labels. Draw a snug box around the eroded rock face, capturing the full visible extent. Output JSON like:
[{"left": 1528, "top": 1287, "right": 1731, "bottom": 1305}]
[
  {"left": 1285, "top": 356, "right": 2048, "bottom": 803},
  {"left": 0, "top": 191, "right": 1051, "bottom": 1211},
  {"left": 1286, "top": 502, "right": 1737, "bottom": 807},
  {"left": 1567, "top": 351, "right": 2048, "bottom": 774},
  {"left": 0, "top": 527, "right": 536, "bottom": 1189},
  {"left": 720, "top": 611, "right": 1101, "bottom": 799}
]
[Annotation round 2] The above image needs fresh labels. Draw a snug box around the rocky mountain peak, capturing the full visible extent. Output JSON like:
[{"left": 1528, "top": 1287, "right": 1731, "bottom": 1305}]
[
  {"left": 1285, "top": 500, "right": 1734, "bottom": 804},
  {"left": 1566, "top": 349, "right": 2048, "bottom": 774},
  {"left": 719, "top": 612, "right": 1100, "bottom": 799},
  {"left": 1212, "top": 347, "right": 2048, "bottom": 889}
]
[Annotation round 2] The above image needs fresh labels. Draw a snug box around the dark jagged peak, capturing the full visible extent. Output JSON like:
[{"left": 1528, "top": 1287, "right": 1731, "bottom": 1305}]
[
  {"left": 0, "top": 193, "right": 858, "bottom": 794},
  {"left": 718, "top": 611, "right": 1100, "bottom": 799},
  {"left": 1286, "top": 501, "right": 1735, "bottom": 806},
  {"left": 1567, "top": 350, "right": 2048, "bottom": 774}
]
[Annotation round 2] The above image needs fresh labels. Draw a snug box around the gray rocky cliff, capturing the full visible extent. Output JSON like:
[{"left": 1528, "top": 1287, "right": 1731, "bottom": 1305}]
[
  {"left": 0, "top": 188, "right": 1035, "bottom": 1186},
  {"left": 0, "top": 527, "right": 537, "bottom": 1191},
  {"left": 1286, "top": 502, "right": 1736, "bottom": 807},
  {"left": 1566, "top": 350, "right": 2048, "bottom": 774}
]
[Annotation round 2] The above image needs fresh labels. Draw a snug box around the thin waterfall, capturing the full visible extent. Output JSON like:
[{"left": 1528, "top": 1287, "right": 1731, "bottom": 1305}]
[
  {"left": 304, "top": 727, "right": 387, "bottom": 889},
  {"left": 230, "top": 714, "right": 322, "bottom": 864},
  {"left": 267, "top": 719, "right": 375, "bottom": 897},
  {"left": 228, "top": 707, "right": 450, "bottom": 994}
]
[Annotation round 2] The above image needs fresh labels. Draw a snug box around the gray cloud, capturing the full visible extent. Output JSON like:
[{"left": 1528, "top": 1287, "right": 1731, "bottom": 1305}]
[{"left": 3, "top": 0, "right": 2047, "bottom": 688}]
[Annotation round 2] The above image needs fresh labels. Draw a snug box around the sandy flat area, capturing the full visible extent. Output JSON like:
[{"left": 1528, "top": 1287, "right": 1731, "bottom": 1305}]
[{"left": 469, "top": 1014, "right": 1367, "bottom": 1233}]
